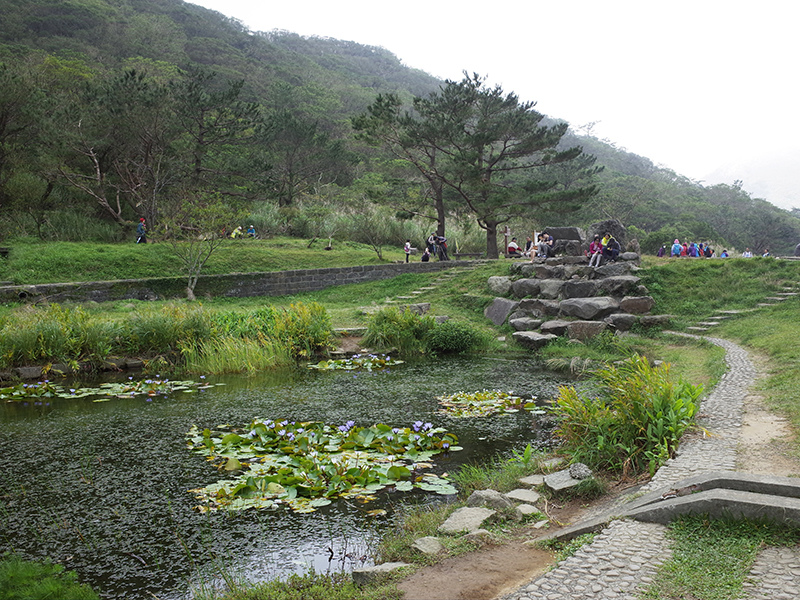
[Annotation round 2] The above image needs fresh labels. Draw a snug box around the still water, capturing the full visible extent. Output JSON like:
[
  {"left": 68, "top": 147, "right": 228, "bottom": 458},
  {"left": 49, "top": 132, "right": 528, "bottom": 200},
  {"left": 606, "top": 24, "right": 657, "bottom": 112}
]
[{"left": 0, "top": 356, "right": 571, "bottom": 599}]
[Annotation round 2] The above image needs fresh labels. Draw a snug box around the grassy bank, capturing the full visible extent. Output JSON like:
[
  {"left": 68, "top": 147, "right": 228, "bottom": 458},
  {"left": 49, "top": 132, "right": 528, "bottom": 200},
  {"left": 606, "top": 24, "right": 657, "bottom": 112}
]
[{"left": 0, "top": 237, "right": 413, "bottom": 285}]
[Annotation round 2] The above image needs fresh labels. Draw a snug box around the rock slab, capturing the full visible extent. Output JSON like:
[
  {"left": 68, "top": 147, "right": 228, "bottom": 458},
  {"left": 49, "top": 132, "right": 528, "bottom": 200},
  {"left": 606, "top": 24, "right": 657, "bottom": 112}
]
[{"left": 439, "top": 506, "right": 496, "bottom": 533}]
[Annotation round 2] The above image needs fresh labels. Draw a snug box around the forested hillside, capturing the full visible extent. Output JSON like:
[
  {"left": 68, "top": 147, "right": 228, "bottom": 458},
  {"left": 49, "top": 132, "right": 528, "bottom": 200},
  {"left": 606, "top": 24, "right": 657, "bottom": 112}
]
[{"left": 1, "top": 0, "right": 798, "bottom": 255}]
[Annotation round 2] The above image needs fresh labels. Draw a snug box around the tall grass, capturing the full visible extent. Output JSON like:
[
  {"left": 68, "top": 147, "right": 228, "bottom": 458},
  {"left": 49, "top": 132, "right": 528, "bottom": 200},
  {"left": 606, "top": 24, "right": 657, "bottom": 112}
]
[
  {"left": 0, "top": 302, "right": 332, "bottom": 373},
  {"left": 182, "top": 337, "right": 294, "bottom": 374},
  {"left": 0, "top": 305, "right": 122, "bottom": 366},
  {"left": 552, "top": 354, "right": 703, "bottom": 476}
]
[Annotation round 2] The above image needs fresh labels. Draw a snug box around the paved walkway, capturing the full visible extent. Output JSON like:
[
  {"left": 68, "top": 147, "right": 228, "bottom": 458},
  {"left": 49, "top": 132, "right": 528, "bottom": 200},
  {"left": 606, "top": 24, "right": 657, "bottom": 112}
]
[{"left": 500, "top": 333, "right": 800, "bottom": 600}]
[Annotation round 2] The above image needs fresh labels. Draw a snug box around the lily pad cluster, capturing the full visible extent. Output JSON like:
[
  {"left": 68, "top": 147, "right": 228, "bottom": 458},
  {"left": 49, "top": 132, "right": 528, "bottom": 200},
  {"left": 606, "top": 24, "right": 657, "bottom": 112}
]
[
  {"left": 437, "top": 389, "right": 539, "bottom": 418},
  {"left": 0, "top": 378, "right": 220, "bottom": 403},
  {"left": 308, "top": 353, "right": 403, "bottom": 372},
  {"left": 186, "top": 418, "right": 460, "bottom": 513}
]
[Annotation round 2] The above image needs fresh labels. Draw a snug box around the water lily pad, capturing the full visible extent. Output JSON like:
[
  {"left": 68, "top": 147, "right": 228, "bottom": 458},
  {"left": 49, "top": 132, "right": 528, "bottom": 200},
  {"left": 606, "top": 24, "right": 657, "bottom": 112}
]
[
  {"left": 186, "top": 417, "right": 460, "bottom": 513},
  {"left": 436, "top": 389, "right": 537, "bottom": 418}
]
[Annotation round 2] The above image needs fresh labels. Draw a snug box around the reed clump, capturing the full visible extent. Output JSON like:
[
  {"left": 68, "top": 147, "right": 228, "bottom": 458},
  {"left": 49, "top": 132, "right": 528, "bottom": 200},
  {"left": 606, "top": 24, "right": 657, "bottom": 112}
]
[{"left": 0, "top": 302, "right": 332, "bottom": 374}]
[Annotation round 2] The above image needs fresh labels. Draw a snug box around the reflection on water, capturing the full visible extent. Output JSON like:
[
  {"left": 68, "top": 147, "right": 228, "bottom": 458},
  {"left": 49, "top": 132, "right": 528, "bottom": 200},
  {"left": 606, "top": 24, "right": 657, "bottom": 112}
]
[{"left": 0, "top": 356, "right": 570, "bottom": 599}]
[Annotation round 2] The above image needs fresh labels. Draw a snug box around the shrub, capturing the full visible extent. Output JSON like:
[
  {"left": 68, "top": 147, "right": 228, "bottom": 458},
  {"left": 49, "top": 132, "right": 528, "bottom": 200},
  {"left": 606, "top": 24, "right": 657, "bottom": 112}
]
[
  {"left": 423, "top": 319, "right": 488, "bottom": 355},
  {"left": 362, "top": 307, "right": 435, "bottom": 355},
  {"left": 551, "top": 354, "right": 703, "bottom": 476}
]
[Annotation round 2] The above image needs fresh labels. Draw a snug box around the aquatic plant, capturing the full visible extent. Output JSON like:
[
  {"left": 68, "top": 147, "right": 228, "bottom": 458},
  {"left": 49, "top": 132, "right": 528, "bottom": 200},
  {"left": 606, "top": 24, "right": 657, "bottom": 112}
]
[
  {"left": 552, "top": 354, "right": 702, "bottom": 475},
  {"left": 308, "top": 353, "right": 403, "bottom": 372},
  {"left": 186, "top": 419, "right": 461, "bottom": 513},
  {"left": 0, "top": 378, "right": 220, "bottom": 403},
  {"left": 436, "top": 389, "right": 541, "bottom": 418}
]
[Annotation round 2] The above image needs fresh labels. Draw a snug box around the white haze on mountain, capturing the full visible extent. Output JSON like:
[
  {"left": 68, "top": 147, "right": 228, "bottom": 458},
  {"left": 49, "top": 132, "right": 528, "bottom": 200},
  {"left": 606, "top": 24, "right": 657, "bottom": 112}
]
[{"left": 190, "top": 0, "right": 800, "bottom": 211}]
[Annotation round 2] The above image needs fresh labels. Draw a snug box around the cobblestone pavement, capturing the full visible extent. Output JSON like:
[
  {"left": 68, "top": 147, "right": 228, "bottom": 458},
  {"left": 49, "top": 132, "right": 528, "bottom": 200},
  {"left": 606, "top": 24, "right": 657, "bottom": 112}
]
[{"left": 499, "top": 334, "right": 800, "bottom": 600}]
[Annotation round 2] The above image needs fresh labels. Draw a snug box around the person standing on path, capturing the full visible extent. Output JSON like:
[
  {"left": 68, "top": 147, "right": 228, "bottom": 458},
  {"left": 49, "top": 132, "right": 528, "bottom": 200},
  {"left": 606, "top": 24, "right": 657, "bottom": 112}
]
[
  {"left": 136, "top": 218, "right": 147, "bottom": 244},
  {"left": 403, "top": 239, "right": 411, "bottom": 263}
]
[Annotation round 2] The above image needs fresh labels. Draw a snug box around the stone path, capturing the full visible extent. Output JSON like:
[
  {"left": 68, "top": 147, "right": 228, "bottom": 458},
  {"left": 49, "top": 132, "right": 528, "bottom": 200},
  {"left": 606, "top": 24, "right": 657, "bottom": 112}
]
[{"left": 499, "top": 327, "right": 800, "bottom": 599}]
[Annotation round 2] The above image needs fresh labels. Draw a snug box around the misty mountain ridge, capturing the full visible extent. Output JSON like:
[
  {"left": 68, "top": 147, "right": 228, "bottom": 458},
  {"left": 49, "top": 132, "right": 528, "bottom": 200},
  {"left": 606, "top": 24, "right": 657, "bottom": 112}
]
[{"left": 1, "top": 0, "right": 800, "bottom": 253}]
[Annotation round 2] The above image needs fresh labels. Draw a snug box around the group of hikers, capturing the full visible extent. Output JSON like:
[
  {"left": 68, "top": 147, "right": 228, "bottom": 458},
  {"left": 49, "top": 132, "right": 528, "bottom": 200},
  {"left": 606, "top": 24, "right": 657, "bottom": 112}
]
[
  {"left": 507, "top": 234, "right": 553, "bottom": 259},
  {"left": 228, "top": 225, "right": 258, "bottom": 239},
  {"left": 134, "top": 219, "right": 259, "bottom": 244},
  {"left": 586, "top": 232, "right": 622, "bottom": 266},
  {"left": 657, "top": 240, "right": 774, "bottom": 258},
  {"left": 402, "top": 233, "right": 449, "bottom": 263},
  {"left": 506, "top": 231, "right": 621, "bottom": 266},
  {"left": 659, "top": 239, "right": 717, "bottom": 258}
]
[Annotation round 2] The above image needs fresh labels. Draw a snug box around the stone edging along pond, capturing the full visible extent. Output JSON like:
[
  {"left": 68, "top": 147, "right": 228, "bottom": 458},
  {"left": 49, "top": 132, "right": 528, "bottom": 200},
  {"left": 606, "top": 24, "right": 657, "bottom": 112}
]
[{"left": 0, "top": 260, "right": 481, "bottom": 304}]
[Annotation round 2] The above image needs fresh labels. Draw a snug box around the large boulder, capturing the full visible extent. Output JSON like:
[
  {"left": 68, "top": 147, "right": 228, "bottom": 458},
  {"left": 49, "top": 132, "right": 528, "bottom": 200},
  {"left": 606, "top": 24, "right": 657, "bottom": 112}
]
[
  {"left": 533, "top": 264, "right": 565, "bottom": 279},
  {"left": 518, "top": 298, "right": 561, "bottom": 317},
  {"left": 540, "top": 319, "right": 571, "bottom": 336},
  {"left": 592, "top": 261, "right": 636, "bottom": 278},
  {"left": 487, "top": 276, "right": 513, "bottom": 295},
  {"left": 595, "top": 275, "right": 641, "bottom": 297},
  {"left": 509, "top": 317, "right": 543, "bottom": 331},
  {"left": 587, "top": 219, "right": 626, "bottom": 247},
  {"left": 605, "top": 313, "right": 638, "bottom": 331},
  {"left": 511, "top": 278, "right": 541, "bottom": 298},
  {"left": 484, "top": 297, "right": 519, "bottom": 326},
  {"left": 620, "top": 252, "right": 641, "bottom": 263},
  {"left": 639, "top": 314, "right": 672, "bottom": 329},
  {"left": 543, "top": 226, "right": 584, "bottom": 241},
  {"left": 562, "top": 280, "right": 598, "bottom": 299},
  {"left": 564, "top": 265, "right": 594, "bottom": 279},
  {"left": 620, "top": 295, "right": 656, "bottom": 314},
  {"left": 538, "top": 279, "right": 565, "bottom": 299},
  {"left": 509, "top": 263, "right": 536, "bottom": 277},
  {"left": 567, "top": 320, "right": 608, "bottom": 341},
  {"left": 513, "top": 331, "right": 558, "bottom": 349},
  {"left": 560, "top": 297, "right": 620, "bottom": 320}
]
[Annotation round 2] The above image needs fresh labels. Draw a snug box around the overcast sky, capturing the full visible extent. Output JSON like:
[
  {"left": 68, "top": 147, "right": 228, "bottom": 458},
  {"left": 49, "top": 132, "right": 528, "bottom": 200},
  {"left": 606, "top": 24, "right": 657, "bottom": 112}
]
[{"left": 191, "top": 0, "right": 799, "bottom": 208}]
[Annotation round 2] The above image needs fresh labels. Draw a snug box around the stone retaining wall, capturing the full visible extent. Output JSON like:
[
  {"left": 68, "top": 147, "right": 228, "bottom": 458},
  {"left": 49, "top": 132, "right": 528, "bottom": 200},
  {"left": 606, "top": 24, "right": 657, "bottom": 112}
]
[{"left": 0, "top": 261, "right": 477, "bottom": 304}]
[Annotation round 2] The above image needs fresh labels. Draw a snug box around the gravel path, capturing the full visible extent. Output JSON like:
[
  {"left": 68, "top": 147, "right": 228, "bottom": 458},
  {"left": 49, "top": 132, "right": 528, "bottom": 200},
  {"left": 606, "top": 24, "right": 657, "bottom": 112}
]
[{"left": 499, "top": 334, "right": 799, "bottom": 600}]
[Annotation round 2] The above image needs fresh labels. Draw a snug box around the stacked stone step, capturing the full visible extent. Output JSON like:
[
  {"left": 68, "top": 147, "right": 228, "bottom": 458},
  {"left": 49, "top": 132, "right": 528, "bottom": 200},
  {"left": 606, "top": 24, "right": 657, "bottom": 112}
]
[{"left": 484, "top": 253, "right": 672, "bottom": 349}]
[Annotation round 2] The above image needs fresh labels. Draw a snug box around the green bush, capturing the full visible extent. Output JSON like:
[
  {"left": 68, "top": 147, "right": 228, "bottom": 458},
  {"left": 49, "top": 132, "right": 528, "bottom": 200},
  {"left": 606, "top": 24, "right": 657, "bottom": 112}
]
[
  {"left": 551, "top": 354, "right": 703, "bottom": 476},
  {"left": 362, "top": 307, "right": 435, "bottom": 355},
  {"left": 0, "top": 554, "right": 99, "bottom": 600},
  {"left": 424, "top": 319, "right": 487, "bottom": 354}
]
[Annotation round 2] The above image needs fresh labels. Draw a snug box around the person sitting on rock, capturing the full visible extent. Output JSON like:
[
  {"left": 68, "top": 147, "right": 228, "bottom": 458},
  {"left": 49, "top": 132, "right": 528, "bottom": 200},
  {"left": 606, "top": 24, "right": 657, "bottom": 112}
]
[
  {"left": 507, "top": 237, "right": 523, "bottom": 257},
  {"left": 602, "top": 235, "right": 621, "bottom": 262},
  {"left": 537, "top": 233, "right": 555, "bottom": 258},
  {"left": 588, "top": 234, "right": 604, "bottom": 267},
  {"left": 523, "top": 236, "right": 534, "bottom": 256}
]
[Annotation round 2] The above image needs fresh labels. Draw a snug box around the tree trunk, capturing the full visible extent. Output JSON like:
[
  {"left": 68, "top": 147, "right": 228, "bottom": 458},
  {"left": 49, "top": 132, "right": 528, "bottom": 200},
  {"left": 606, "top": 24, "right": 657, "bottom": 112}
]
[
  {"left": 485, "top": 221, "right": 500, "bottom": 259},
  {"left": 433, "top": 179, "right": 446, "bottom": 237}
]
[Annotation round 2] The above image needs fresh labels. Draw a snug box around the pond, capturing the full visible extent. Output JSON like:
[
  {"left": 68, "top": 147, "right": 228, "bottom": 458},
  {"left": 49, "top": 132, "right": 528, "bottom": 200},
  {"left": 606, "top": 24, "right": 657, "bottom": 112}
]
[{"left": 0, "top": 355, "right": 572, "bottom": 599}]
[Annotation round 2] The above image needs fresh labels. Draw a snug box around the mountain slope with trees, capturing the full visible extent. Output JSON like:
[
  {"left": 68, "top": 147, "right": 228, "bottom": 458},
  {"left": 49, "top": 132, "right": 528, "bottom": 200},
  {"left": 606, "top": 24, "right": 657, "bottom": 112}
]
[{"left": 1, "top": 0, "right": 798, "bottom": 256}]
